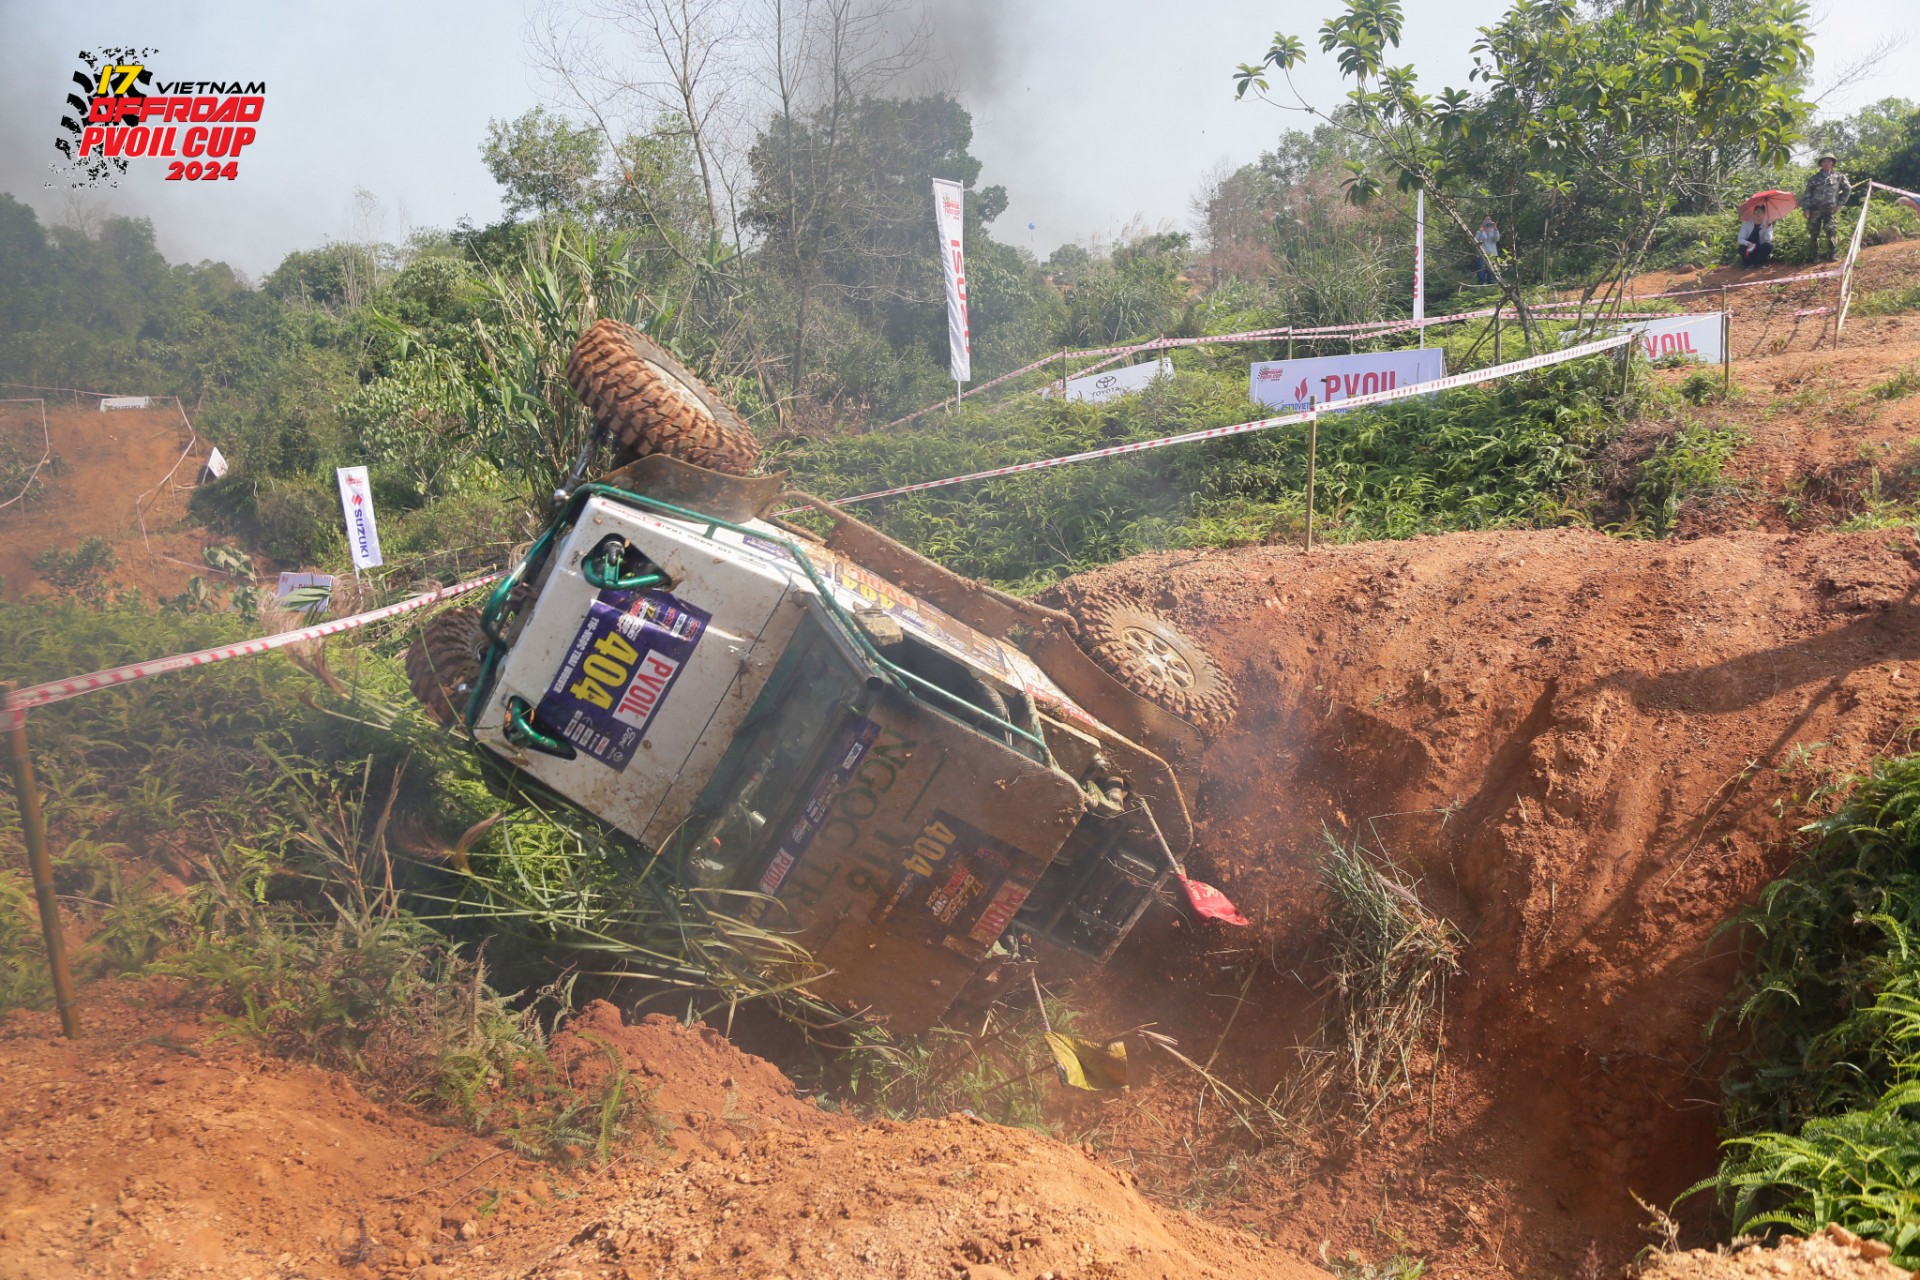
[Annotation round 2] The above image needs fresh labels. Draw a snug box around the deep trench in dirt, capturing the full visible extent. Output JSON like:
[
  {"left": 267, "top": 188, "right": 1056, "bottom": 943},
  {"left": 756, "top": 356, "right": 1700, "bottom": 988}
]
[{"left": 1039, "top": 522, "right": 1920, "bottom": 1278}]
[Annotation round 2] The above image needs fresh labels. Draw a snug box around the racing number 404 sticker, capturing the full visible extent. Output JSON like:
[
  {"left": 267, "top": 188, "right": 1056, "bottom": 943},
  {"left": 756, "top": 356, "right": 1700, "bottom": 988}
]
[{"left": 535, "top": 589, "right": 709, "bottom": 770}]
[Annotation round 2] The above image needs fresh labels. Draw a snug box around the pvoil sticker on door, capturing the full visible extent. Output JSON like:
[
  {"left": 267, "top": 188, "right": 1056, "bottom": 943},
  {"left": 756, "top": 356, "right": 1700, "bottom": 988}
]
[{"left": 535, "top": 589, "right": 710, "bottom": 770}]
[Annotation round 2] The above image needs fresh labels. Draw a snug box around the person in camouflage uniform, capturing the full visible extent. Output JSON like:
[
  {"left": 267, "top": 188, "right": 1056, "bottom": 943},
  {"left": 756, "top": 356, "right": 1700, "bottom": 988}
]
[{"left": 1803, "top": 155, "right": 1852, "bottom": 261}]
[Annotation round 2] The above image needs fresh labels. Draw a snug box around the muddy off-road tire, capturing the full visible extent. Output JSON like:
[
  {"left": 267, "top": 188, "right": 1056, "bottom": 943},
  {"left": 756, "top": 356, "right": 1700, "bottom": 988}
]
[
  {"left": 566, "top": 319, "right": 761, "bottom": 477},
  {"left": 1073, "top": 593, "right": 1238, "bottom": 731},
  {"left": 405, "top": 607, "right": 487, "bottom": 728}
]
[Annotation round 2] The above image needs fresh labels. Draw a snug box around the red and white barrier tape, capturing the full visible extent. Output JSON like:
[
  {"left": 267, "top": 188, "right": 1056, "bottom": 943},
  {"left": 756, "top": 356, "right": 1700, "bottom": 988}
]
[
  {"left": 1532, "top": 267, "right": 1840, "bottom": 307},
  {"left": 3, "top": 570, "right": 504, "bottom": 724},
  {"left": 827, "top": 334, "right": 1633, "bottom": 508},
  {"left": 882, "top": 262, "right": 1833, "bottom": 430}
]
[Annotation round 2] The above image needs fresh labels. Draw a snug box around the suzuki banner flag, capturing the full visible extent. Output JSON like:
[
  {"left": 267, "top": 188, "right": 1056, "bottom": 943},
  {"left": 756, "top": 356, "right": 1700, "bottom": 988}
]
[
  {"left": 932, "top": 178, "right": 971, "bottom": 382},
  {"left": 1621, "top": 312, "right": 1724, "bottom": 364},
  {"left": 335, "top": 465, "right": 384, "bottom": 570},
  {"left": 1250, "top": 348, "right": 1448, "bottom": 413},
  {"left": 1043, "top": 356, "right": 1172, "bottom": 404}
]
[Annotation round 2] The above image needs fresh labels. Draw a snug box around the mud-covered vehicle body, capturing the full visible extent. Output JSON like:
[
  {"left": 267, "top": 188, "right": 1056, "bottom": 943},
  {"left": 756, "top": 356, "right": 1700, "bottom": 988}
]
[{"left": 411, "top": 324, "right": 1234, "bottom": 1033}]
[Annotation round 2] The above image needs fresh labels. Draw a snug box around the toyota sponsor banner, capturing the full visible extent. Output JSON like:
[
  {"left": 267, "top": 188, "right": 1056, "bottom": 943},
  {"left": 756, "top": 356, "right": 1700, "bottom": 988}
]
[
  {"left": 1250, "top": 348, "right": 1448, "bottom": 412},
  {"left": 931, "top": 178, "right": 971, "bottom": 382},
  {"left": 334, "top": 465, "right": 384, "bottom": 570},
  {"left": 1045, "top": 356, "right": 1172, "bottom": 404},
  {"left": 1622, "top": 312, "right": 1724, "bottom": 363}
]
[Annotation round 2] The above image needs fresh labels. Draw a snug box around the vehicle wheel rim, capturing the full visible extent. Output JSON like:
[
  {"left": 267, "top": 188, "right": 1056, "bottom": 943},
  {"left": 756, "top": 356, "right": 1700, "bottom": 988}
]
[{"left": 1120, "top": 624, "right": 1195, "bottom": 690}]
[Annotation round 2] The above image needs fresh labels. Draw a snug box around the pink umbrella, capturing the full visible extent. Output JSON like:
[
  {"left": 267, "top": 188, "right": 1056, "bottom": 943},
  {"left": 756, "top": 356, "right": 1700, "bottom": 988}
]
[{"left": 1739, "top": 189, "right": 1798, "bottom": 224}]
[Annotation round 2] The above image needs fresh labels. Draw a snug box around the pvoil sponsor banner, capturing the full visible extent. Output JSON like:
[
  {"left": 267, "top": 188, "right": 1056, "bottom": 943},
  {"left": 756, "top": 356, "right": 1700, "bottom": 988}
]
[
  {"left": 334, "top": 465, "right": 384, "bottom": 570},
  {"left": 931, "top": 178, "right": 971, "bottom": 382},
  {"left": 1045, "top": 357, "right": 1172, "bottom": 404},
  {"left": 1622, "top": 312, "right": 1724, "bottom": 363},
  {"left": 1249, "top": 348, "right": 1448, "bottom": 412}
]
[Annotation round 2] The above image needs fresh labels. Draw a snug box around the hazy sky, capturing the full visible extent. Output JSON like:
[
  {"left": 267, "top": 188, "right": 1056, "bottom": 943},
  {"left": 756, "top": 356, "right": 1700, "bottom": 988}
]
[{"left": 0, "top": 0, "right": 1909, "bottom": 277}]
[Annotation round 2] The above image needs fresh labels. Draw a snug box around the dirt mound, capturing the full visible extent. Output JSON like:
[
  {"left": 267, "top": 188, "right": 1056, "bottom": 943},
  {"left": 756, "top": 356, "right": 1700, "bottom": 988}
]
[
  {"left": 0, "top": 400, "right": 224, "bottom": 602},
  {"left": 528, "top": 1114, "right": 1319, "bottom": 1280},
  {"left": 0, "top": 986, "right": 567, "bottom": 1278},
  {"left": 546, "top": 999, "right": 842, "bottom": 1158},
  {"left": 1055, "top": 524, "right": 1920, "bottom": 1278},
  {"left": 0, "top": 987, "right": 1318, "bottom": 1280},
  {"left": 1639, "top": 1226, "right": 1907, "bottom": 1280}
]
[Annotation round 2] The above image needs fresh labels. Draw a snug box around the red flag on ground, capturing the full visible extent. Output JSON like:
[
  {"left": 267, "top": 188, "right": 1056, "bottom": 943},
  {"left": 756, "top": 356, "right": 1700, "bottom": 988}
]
[{"left": 1178, "top": 874, "right": 1249, "bottom": 926}]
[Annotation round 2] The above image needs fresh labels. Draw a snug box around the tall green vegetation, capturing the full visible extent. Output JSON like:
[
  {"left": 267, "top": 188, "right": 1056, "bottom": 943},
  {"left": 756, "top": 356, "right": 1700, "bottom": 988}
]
[
  {"left": 0, "top": 598, "right": 813, "bottom": 1149},
  {"left": 1699, "top": 754, "right": 1920, "bottom": 1262},
  {"left": 780, "top": 340, "right": 1637, "bottom": 590}
]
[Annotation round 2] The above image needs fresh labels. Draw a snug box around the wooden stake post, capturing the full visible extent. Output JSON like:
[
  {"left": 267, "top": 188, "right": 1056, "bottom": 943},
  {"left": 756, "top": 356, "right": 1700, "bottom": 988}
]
[
  {"left": 3, "top": 685, "right": 79, "bottom": 1038},
  {"left": 1304, "top": 399, "right": 1319, "bottom": 553},
  {"left": 1721, "top": 285, "right": 1732, "bottom": 395}
]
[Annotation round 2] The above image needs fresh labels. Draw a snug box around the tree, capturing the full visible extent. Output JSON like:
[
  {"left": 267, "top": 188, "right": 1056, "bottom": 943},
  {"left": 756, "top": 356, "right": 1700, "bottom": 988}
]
[
  {"left": 1235, "top": 0, "right": 1817, "bottom": 342},
  {"left": 1806, "top": 97, "right": 1920, "bottom": 190},
  {"left": 481, "top": 107, "right": 605, "bottom": 219},
  {"left": 739, "top": 0, "right": 925, "bottom": 413},
  {"left": 527, "top": 0, "right": 750, "bottom": 238}
]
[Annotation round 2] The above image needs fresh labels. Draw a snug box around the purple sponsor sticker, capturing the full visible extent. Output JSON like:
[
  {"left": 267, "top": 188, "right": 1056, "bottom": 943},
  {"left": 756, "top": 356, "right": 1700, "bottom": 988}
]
[
  {"left": 535, "top": 589, "right": 710, "bottom": 771},
  {"left": 757, "top": 717, "right": 881, "bottom": 895}
]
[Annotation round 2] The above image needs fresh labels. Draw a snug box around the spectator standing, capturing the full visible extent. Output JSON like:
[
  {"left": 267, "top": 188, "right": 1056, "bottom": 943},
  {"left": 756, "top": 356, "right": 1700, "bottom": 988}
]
[
  {"left": 1475, "top": 216, "right": 1500, "bottom": 285},
  {"left": 1802, "top": 155, "right": 1852, "bottom": 261}
]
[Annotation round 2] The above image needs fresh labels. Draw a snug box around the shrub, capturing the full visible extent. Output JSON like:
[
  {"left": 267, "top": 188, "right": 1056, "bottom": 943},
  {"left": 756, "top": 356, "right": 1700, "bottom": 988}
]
[
  {"left": 1869, "top": 364, "right": 1920, "bottom": 401},
  {"left": 1699, "top": 752, "right": 1920, "bottom": 1262},
  {"left": 192, "top": 473, "right": 344, "bottom": 566},
  {"left": 785, "top": 349, "right": 1637, "bottom": 590},
  {"left": 1632, "top": 422, "right": 1746, "bottom": 536},
  {"left": 31, "top": 536, "right": 119, "bottom": 603},
  {"left": 1855, "top": 284, "right": 1920, "bottom": 318}
]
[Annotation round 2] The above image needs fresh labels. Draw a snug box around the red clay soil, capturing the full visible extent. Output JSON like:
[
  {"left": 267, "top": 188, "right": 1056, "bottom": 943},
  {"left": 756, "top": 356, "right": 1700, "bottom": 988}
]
[
  {"left": 1, "top": 988, "right": 1321, "bottom": 1280},
  {"left": 1050, "top": 521, "right": 1920, "bottom": 1280},
  {"left": 0, "top": 400, "right": 225, "bottom": 603},
  {"left": 1591, "top": 239, "right": 1920, "bottom": 535},
  {"left": 1639, "top": 1225, "right": 1909, "bottom": 1280}
]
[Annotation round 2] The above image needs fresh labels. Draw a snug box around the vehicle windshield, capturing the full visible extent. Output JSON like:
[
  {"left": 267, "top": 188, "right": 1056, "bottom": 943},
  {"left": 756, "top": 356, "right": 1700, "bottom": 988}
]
[{"left": 676, "top": 610, "right": 867, "bottom": 890}]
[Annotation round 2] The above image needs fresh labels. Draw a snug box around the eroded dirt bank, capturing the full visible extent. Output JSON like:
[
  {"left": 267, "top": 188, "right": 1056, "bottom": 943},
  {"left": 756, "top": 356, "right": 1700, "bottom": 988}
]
[
  {"left": 0, "top": 991, "right": 1322, "bottom": 1280},
  {"left": 1055, "top": 525, "right": 1920, "bottom": 1278}
]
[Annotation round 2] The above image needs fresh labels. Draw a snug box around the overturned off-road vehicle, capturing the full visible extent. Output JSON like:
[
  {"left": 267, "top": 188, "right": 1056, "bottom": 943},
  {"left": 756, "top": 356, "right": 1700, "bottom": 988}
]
[{"left": 408, "top": 320, "right": 1237, "bottom": 1032}]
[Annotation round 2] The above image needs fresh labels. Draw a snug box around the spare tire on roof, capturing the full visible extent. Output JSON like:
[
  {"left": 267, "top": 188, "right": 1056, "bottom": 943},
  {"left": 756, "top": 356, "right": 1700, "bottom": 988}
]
[{"left": 566, "top": 319, "right": 761, "bottom": 477}]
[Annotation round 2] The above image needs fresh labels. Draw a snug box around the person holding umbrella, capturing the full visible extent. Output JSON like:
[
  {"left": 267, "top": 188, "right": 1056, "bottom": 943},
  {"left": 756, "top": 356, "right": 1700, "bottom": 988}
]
[
  {"left": 1802, "top": 155, "right": 1852, "bottom": 261},
  {"left": 1737, "top": 189, "right": 1794, "bottom": 269},
  {"left": 1738, "top": 217, "right": 1773, "bottom": 267}
]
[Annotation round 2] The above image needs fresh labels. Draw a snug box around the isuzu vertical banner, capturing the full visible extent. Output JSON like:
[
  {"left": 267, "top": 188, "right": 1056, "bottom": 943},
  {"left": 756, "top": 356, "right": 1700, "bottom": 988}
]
[{"left": 932, "top": 178, "right": 972, "bottom": 382}]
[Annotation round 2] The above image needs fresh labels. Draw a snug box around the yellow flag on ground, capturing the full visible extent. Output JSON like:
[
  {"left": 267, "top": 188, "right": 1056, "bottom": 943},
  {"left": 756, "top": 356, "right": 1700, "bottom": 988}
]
[{"left": 1045, "top": 1032, "right": 1129, "bottom": 1090}]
